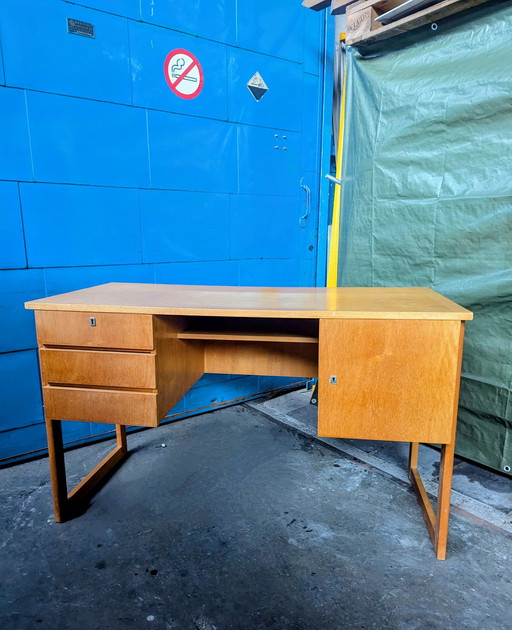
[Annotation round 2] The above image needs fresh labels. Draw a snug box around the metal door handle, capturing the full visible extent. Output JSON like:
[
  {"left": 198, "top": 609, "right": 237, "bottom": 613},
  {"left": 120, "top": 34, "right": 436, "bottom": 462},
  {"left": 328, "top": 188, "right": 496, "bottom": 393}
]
[
  {"left": 299, "top": 178, "right": 311, "bottom": 227},
  {"left": 325, "top": 174, "right": 342, "bottom": 185}
]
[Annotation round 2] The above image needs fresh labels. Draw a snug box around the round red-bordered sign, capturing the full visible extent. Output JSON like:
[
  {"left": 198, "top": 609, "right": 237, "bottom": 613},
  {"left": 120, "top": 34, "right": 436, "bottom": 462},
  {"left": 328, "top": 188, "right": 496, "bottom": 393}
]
[{"left": 164, "top": 49, "right": 204, "bottom": 100}]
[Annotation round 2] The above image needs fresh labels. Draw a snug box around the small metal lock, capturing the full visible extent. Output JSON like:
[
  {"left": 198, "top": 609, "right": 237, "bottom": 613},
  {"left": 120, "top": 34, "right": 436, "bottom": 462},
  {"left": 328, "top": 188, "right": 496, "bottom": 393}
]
[
  {"left": 89, "top": 317, "right": 96, "bottom": 327},
  {"left": 330, "top": 375, "right": 337, "bottom": 385}
]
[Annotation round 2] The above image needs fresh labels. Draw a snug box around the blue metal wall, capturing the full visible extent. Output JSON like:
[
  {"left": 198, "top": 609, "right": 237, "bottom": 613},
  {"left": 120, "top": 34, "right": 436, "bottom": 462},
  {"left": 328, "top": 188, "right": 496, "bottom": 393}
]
[{"left": 0, "top": 0, "right": 330, "bottom": 463}]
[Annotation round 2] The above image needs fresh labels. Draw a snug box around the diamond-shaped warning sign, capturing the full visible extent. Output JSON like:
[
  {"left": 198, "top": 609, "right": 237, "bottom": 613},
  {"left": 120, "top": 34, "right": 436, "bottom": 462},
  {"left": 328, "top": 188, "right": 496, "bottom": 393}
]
[{"left": 247, "top": 72, "right": 269, "bottom": 102}]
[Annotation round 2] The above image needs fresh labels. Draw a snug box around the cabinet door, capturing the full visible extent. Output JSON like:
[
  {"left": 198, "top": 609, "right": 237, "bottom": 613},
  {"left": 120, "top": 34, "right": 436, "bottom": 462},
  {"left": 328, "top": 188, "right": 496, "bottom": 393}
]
[{"left": 318, "top": 319, "right": 463, "bottom": 444}]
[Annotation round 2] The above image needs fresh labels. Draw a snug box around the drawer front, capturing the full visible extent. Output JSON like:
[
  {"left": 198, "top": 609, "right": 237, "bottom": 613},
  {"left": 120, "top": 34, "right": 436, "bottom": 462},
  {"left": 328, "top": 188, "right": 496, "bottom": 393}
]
[
  {"left": 35, "top": 311, "right": 154, "bottom": 350},
  {"left": 43, "top": 386, "right": 158, "bottom": 427},
  {"left": 40, "top": 348, "right": 156, "bottom": 389}
]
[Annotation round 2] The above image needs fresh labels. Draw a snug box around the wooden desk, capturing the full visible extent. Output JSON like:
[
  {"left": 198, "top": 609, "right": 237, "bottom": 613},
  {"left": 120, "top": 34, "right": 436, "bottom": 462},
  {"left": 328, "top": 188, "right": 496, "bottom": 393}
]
[{"left": 25, "top": 283, "right": 473, "bottom": 559}]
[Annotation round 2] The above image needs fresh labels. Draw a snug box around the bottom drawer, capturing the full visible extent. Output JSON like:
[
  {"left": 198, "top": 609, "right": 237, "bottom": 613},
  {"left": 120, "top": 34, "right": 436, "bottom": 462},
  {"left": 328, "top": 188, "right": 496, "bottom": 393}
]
[{"left": 43, "top": 386, "right": 159, "bottom": 427}]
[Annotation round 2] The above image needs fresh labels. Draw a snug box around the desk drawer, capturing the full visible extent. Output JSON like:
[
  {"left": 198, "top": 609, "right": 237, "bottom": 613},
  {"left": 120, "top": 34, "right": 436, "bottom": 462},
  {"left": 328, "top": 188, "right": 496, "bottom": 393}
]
[
  {"left": 43, "top": 386, "right": 158, "bottom": 427},
  {"left": 40, "top": 348, "right": 156, "bottom": 389},
  {"left": 35, "top": 311, "right": 154, "bottom": 350}
]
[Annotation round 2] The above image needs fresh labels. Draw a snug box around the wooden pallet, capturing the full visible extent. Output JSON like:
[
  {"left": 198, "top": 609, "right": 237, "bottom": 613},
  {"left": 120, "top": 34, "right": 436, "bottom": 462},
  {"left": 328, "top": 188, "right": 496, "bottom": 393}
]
[
  {"left": 304, "top": 0, "right": 494, "bottom": 46},
  {"left": 346, "top": 0, "right": 492, "bottom": 45},
  {"left": 303, "top": 0, "right": 362, "bottom": 14}
]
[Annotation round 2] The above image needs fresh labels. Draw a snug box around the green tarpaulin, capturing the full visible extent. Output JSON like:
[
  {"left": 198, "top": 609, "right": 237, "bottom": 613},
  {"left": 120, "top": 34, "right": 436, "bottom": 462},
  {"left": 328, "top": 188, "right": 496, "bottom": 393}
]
[{"left": 338, "top": 3, "right": 512, "bottom": 474}]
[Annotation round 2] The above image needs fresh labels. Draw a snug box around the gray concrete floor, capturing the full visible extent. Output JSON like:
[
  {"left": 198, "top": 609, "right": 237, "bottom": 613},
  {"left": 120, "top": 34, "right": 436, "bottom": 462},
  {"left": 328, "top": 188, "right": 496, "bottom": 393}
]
[
  {"left": 1, "top": 395, "right": 511, "bottom": 630},
  {"left": 249, "top": 389, "right": 512, "bottom": 533}
]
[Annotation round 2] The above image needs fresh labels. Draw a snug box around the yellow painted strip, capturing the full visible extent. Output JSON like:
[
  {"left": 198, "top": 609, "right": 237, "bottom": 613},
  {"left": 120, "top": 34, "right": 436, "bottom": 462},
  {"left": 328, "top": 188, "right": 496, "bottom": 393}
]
[{"left": 326, "top": 62, "right": 347, "bottom": 288}]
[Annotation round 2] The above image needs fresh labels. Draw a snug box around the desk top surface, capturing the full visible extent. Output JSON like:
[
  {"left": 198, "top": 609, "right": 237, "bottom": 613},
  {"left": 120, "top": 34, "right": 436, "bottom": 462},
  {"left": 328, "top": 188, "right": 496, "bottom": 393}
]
[{"left": 25, "top": 283, "right": 473, "bottom": 320}]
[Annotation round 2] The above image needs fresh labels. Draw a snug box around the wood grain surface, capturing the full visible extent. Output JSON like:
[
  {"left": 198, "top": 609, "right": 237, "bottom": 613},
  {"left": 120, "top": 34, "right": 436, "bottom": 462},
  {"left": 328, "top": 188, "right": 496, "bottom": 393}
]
[
  {"left": 43, "top": 385, "right": 159, "bottom": 427},
  {"left": 204, "top": 341, "right": 318, "bottom": 377},
  {"left": 318, "top": 319, "right": 463, "bottom": 443},
  {"left": 153, "top": 316, "right": 204, "bottom": 421},
  {"left": 35, "top": 310, "right": 154, "bottom": 349},
  {"left": 40, "top": 348, "right": 157, "bottom": 389},
  {"left": 346, "top": 0, "right": 493, "bottom": 46},
  {"left": 26, "top": 283, "right": 473, "bottom": 320}
]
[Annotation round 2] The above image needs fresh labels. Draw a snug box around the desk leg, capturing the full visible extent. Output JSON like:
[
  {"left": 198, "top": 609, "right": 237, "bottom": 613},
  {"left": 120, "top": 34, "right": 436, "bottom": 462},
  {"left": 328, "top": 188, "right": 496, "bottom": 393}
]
[
  {"left": 435, "top": 442, "right": 456, "bottom": 559},
  {"left": 46, "top": 419, "right": 68, "bottom": 523},
  {"left": 408, "top": 441, "right": 455, "bottom": 560},
  {"left": 46, "top": 420, "right": 129, "bottom": 523},
  {"left": 409, "top": 322, "right": 464, "bottom": 560}
]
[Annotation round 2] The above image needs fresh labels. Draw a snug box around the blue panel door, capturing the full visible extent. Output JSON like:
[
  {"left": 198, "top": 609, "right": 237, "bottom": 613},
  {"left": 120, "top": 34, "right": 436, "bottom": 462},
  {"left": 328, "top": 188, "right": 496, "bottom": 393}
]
[{"left": 0, "top": 0, "right": 329, "bottom": 464}]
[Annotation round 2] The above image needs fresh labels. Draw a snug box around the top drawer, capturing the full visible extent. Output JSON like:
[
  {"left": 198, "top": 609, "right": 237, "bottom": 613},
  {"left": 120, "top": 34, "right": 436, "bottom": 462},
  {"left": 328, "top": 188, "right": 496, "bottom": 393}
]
[{"left": 35, "top": 311, "right": 154, "bottom": 350}]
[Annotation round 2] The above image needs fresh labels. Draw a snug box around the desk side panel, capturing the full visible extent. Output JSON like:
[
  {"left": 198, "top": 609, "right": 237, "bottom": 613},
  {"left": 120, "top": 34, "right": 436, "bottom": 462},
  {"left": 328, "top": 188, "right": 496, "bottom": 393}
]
[
  {"left": 154, "top": 316, "right": 205, "bottom": 422},
  {"left": 318, "top": 319, "right": 463, "bottom": 443}
]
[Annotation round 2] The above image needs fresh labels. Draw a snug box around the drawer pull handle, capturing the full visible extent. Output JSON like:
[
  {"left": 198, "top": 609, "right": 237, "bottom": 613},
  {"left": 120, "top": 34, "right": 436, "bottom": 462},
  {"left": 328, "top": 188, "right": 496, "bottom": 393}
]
[{"left": 89, "top": 317, "right": 96, "bottom": 327}]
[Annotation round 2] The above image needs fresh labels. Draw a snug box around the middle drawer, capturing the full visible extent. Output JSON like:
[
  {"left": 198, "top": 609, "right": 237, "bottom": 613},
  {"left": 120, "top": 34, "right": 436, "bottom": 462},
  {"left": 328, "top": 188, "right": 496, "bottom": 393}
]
[{"left": 40, "top": 348, "right": 157, "bottom": 390}]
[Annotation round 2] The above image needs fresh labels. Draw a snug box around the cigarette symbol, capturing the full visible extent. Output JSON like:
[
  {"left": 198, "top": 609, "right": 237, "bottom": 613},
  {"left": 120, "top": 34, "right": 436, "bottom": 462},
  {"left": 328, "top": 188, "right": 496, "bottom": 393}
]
[{"left": 171, "top": 57, "right": 198, "bottom": 83}]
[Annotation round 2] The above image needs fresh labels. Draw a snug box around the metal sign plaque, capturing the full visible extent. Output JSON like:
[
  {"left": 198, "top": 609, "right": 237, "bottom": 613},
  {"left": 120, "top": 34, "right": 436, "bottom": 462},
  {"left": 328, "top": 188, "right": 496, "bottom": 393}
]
[
  {"left": 67, "top": 18, "right": 95, "bottom": 38},
  {"left": 247, "top": 72, "right": 269, "bottom": 102},
  {"left": 164, "top": 49, "right": 204, "bottom": 100}
]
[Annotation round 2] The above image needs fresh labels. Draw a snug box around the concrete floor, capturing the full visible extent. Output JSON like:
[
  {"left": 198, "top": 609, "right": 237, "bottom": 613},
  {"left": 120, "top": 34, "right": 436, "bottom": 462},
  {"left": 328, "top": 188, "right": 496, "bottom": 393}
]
[
  {"left": 249, "top": 389, "right": 512, "bottom": 532},
  {"left": 1, "top": 396, "right": 511, "bottom": 630}
]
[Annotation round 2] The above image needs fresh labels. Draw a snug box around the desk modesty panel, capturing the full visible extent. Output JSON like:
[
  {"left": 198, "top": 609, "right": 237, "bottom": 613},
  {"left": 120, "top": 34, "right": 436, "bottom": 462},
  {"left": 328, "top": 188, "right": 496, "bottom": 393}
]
[{"left": 25, "top": 284, "right": 472, "bottom": 559}]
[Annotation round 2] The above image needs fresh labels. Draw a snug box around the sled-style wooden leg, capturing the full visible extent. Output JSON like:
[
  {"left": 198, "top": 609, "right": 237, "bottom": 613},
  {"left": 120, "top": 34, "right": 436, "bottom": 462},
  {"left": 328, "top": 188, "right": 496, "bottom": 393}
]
[
  {"left": 408, "top": 441, "right": 455, "bottom": 560},
  {"left": 46, "top": 420, "right": 128, "bottom": 523}
]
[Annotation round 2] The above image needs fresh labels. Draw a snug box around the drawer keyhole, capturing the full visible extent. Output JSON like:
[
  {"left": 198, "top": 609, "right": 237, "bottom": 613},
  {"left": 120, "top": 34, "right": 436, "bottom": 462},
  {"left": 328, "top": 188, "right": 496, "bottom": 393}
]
[
  {"left": 89, "top": 317, "right": 96, "bottom": 327},
  {"left": 330, "top": 375, "right": 337, "bottom": 385}
]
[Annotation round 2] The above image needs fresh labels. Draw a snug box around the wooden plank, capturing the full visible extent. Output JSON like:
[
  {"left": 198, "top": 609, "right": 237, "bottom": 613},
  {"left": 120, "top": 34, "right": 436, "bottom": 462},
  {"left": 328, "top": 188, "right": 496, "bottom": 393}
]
[
  {"left": 40, "top": 348, "right": 157, "bottom": 389},
  {"left": 177, "top": 316, "right": 319, "bottom": 340},
  {"left": 43, "top": 385, "right": 159, "bottom": 427},
  {"left": 317, "top": 319, "right": 462, "bottom": 443},
  {"left": 26, "top": 284, "right": 473, "bottom": 321},
  {"left": 346, "top": 0, "right": 410, "bottom": 16},
  {"left": 35, "top": 310, "right": 154, "bottom": 350},
  {"left": 346, "top": 0, "right": 493, "bottom": 46},
  {"left": 204, "top": 341, "right": 318, "bottom": 378},
  {"left": 302, "top": 0, "right": 332, "bottom": 10},
  {"left": 177, "top": 330, "right": 318, "bottom": 343},
  {"left": 331, "top": 0, "right": 363, "bottom": 14}
]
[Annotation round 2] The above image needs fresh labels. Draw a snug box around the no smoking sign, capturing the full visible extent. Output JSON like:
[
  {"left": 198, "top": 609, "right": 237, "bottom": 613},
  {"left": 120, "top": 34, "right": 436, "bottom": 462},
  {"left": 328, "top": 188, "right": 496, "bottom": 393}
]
[{"left": 164, "top": 49, "right": 204, "bottom": 100}]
